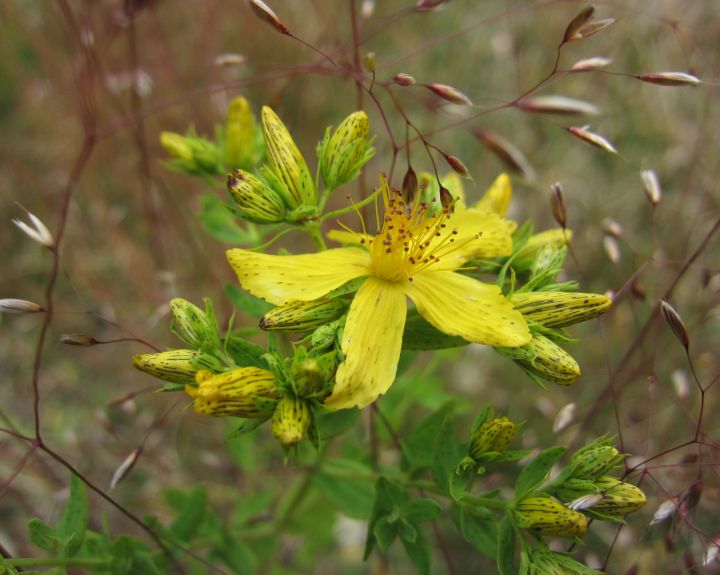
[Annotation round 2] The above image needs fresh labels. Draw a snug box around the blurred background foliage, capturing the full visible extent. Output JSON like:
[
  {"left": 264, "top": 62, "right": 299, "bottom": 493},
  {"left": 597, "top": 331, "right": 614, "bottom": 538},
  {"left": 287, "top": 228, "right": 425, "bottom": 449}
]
[{"left": 1, "top": 0, "right": 719, "bottom": 573}]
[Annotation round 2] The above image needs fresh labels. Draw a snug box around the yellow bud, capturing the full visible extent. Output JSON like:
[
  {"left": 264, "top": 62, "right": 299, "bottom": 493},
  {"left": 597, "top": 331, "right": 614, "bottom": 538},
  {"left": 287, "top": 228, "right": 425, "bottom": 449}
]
[
  {"left": 511, "top": 292, "right": 612, "bottom": 328},
  {"left": 319, "top": 111, "right": 374, "bottom": 190},
  {"left": 160, "top": 132, "right": 193, "bottom": 161},
  {"left": 227, "top": 169, "right": 286, "bottom": 224},
  {"left": 469, "top": 416, "right": 517, "bottom": 460},
  {"left": 568, "top": 443, "right": 624, "bottom": 480},
  {"left": 259, "top": 298, "right": 347, "bottom": 331},
  {"left": 224, "top": 96, "right": 257, "bottom": 169},
  {"left": 475, "top": 173, "right": 512, "bottom": 216},
  {"left": 261, "top": 106, "right": 315, "bottom": 208},
  {"left": 169, "top": 298, "right": 218, "bottom": 348},
  {"left": 497, "top": 334, "right": 580, "bottom": 385},
  {"left": 186, "top": 367, "right": 279, "bottom": 418},
  {"left": 592, "top": 476, "right": 646, "bottom": 515},
  {"left": 133, "top": 350, "right": 221, "bottom": 385},
  {"left": 271, "top": 396, "right": 311, "bottom": 446},
  {"left": 513, "top": 229, "right": 572, "bottom": 269},
  {"left": 516, "top": 495, "right": 588, "bottom": 538}
]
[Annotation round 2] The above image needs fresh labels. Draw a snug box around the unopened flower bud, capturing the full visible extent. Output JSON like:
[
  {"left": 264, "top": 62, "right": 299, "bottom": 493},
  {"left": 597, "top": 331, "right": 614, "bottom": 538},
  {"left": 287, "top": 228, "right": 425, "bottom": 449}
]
[
  {"left": 568, "top": 443, "right": 624, "bottom": 481},
  {"left": 260, "top": 298, "right": 347, "bottom": 332},
  {"left": 439, "top": 185, "right": 455, "bottom": 213},
  {"left": 187, "top": 367, "right": 279, "bottom": 418},
  {"left": 271, "top": 396, "right": 311, "bottom": 446},
  {"left": 637, "top": 72, "right": 701, "bottom": 87},
  {"left": 227, "top": 169, "right": 286, "bottom": 224},
  {"left": 660, "top": 300, "right": 689, "bottom": 351},
  {"left": 224, "top": 96, "right": 258, "bottom": 169},
  {"left": 292, "top": 358, "right": 326, "bottom": 395},
  {"left": 444, "top": 154, "right": 470, "bottom": 178},
  {"left": 160, "top": 130, "right": 223, "bottom": 176},
  {"left": 393, "top": 73, "right": 416, "bottom": 86},
  {"left": 475, "top": 173, "right": 511, "bottom": 216},
  {"left": 497, "top": 334, "right": 581, "bottom": 385},
  {"left": 469, "top": 416, "right": 517, "bottom": 460},
  {"left": 641, "top": 169, "right": 662, "bottom": 206},
  {"left": 513, "top": 229, "right": 572, "bottom": 269},
  {"left": 550, "top": 182, "right": 567, "bottom": 227},
  {"left": 12, "top": 212, "right": 54, "bottom": 248},
  {"left": 516, "top": 495, "right": 588, "bottom": 537},
  {"left": 132, "top": 349, "right": 223, "bottom": 385},
  {"left": 363, "top": 52, "right": 376, "bottom": 73},
  {"left": 247, "top": 0, "right": 289, "bottom": 35},
  {"left": 402, "top": 167, "right": 418, "bottom": 202},
  {"left": 160, "top": 131, "right": 193, "bottom": 161},
  {"left": 169, "top": 298, "right": 219, "bottom": 348},
  {"left": 262, "top": 106, "right": 316, "bottom": 208},
  {"left": 60, "top": 333, "right": 99, "bottom": 346},
  {"left": 424, "top": 83, "right": 473, "bottom": 106},
  {"left": 591, "top": 476, "right": 647, "bottom": 515},
  {"left": 311, "top": 320, "right": 341, "bottom": 349},
  {"left": 318, "top": 111, "right": 375, "bottom": 190},
  {"left": 511, "top": 292, "right": 612, "bottom": 328},
  {"left": 0, "top": 298, "right": 44, "bottom": 314}
]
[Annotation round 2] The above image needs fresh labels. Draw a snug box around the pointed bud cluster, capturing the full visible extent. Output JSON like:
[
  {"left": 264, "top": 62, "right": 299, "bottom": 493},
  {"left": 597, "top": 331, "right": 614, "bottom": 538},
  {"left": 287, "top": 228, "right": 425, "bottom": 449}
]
[
  {"left": 0, "top": 298, "right": 44, "bottom": 314},
  {"left": 169, "top": 298, "right": 219, "bottom": 349},
  {"left": 469, "top": 416, "right": 517, "bottom": 460},
  {"left": 271, "top": 396, "right": 311, "bottom": 445},
  {"left": 317, "top": 111, "right": 375, "bottom": 190},
  {"left": 511, "top": 292, "right": 612, "bottom": 328},
  {"left": 12, "top": 212, "right": 54, "bottom": 248},
  {"left": 132, "top": 350, "right": 225, "bottom": 385},
  {"left": 224, "top": 96, "right": 260, "bottom": 170},
  {"left": 512, "top": 229, "right": 572, "bottom": 270},
  {"left": 228, "top": 169, "right": 286, "bottom": 224},
  {"left": 160, "top": 130, "right": 223, "bottom": 176},
  {"left": 261, "top": 106, "right": 316, "bottom": 208},
  {"left": 562, "top": 7, "right": 614, "bottom": 43},
  {"left": 393, "top": 73, "right": 416, "bottom": 86},
  {"left": 475, "top": 173, "right": 512, "bottom": 216},
  {"left": 497, "top": 334, "right": 580, "bottom": 385},
  {"left": 187, "top": 367, "right": 280, "bottom": 418},
  {"left": 516, "top": 495, "right": 589, "bottom": 537},
  {"left": 259, "top": 298, "right": 347, "bottom": 331}
]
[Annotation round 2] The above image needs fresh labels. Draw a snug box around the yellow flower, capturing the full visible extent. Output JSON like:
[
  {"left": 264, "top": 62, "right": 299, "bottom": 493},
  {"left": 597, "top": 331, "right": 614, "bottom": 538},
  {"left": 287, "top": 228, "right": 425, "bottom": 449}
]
[
  {"left": 227, "top": 175, "right": 531, "bottom": 410},
  {"left": 186, "top": 368, "right": 279, "bottom": 418}
]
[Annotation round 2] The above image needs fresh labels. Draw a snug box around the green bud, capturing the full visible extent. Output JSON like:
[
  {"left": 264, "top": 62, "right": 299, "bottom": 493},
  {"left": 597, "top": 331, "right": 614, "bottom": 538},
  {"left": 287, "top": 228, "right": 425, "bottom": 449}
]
[
  {"left": 512, "top": 291, "right": 612, "bottom": 328},
  {"left": 469, "top": 416, "right": 517, "bottom": 460},
  {"left": 259, "top": 298, "right": 347, "bottom": 331},
  {"left": 568, "top": 444, "right": 624, "bottom": 481},
  {"left": 516, "top": 495, "right": 588, "bottom": 538},
  {"left": 271, "top": 396, "right": 311, "bottom": 446},
  {"left": 227, "top": 169, "right": 286, "bottom": 224},
  {"left": 527, "top": 549, "right": 599, "bottom": 575},
  {"left": 187, "top": 367, "right": 279, "bottom": 418},
  {"left": 311, "top": 320, "right": 342, "bottom": 349},
  {"left": 160, "top": 130, "right": 223, "bottom": 176},
  {"left": 160, "top": 131, "right": 193, "bottom": 160},
  {"left": 513, "top": 229, "right": 572, "bottom": 270},
  {"left": 591, "top": 476, "right": 646, "bottom": 515},
  {"left": 169, "top": 298, "right": 218, "bottom": 348},
  {"left": 132, "top": 349, "right": 223, "bottom": 385},
  {"left": 261, "top": 106, "right": 316, "bottom": 208},
  {"left": 318, "top": 111, "right": 375, "bottom": 190},
  {"left": 496, "top": 334, "right": 581, "bottom": 385},
  {"left": 224, "top": 96, "right": 258, "bottom": 169}
]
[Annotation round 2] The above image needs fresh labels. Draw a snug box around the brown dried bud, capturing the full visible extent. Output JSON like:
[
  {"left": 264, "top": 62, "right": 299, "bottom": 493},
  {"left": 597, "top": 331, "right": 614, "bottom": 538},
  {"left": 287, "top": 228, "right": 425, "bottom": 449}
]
[
  {"left": 393, "top": 73, "right": 416, "bottom": 86},
  {"left": 474, "top": 129, "right": 535, "bottom": 180},
  {"left": 637, "top": 72, "right": 701, "bottom": 87},
  {"left": 568, "top": 126, "right": 618, "bottom": 154},
  {"left": 424, "top": 83, "right": 473, "bottom": 106},
  {"left": 660, "top": 300, "right": 690, "bottom": 351},
  {"left": 60, "top": 333, "right": 99, "bottom": 346},
  {"left": 562, "top": 6, "right": 595, "bottom": 44},
  {"left": 247, "top": 0, "right": 289, "bottom": 35},
  {"left": 517, "top": 95, "right": 599, "bottom": 116},
  {"left": 0, "top": 298, "right": 44, "bottom": 314},
  {"left": 444, "top": 154, "right": 470, "bottom": 178},
  {"left": 415, "top": 0, "right": 449, "bottom": 12},
  {"left": 631, "top": 279, "right": 646, "bottom": 301},
  {"left": 439, "top": 185, "right": 455, "bottom": 213},
  {"left": 402, "top": 166, "right": 418, "bottom": 202},
  {"left": 574, "top": 18, "right": 615, "bottom": 40},
  {"left": 550, "top": 182, "right": 567, "bottom": 227},
  {"left": 682, "top": 478, "right": 703, "bottom": 510},
  {"left": 641, "top": 170, "right": 661, "bottom": 206}
]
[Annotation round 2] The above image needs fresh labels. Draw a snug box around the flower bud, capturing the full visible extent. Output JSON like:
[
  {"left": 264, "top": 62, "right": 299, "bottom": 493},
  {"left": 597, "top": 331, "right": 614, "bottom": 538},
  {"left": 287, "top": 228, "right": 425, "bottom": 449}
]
[
  {"left": 469, "top": 416, "right": 516, "bottom": 460},
  {"left": 12, "top": 212, "right": 54, "bottom": 248},
  {"left": 568, "top": 443, "right": 623, "bottom": 480},
  {"left": 516, "top": 495, "right": 588, "bottom": 538},
  {"left": 292, "top": 358, "right": 326, "bottom": 395},
  {"left": 271, "top": 396, "right": 311, "bottom": 446},
  {"left": 512, "top": 229, "right": 572, "bottom": 269},
  {"left": 511, "top": 292, "right": 612, "bottom": 328},
  {"left": 591, "top": 476, "right": 647, "bottom": 515},
  {"left": 475, "top": 173, "right": 511, "bottom": 216},
  {"left": 311, "top": 320, "right": 341, "bottom": 349},
  {"left": 318, "top": 111, "right": 375, "bottom": 190},
  {"left": 169, "top": 298, "right": 219, "bottom": 348},
  {"left": 227, "top": 169, "right": 286, "bottom": 224},
  {"left": 187, "top": 367, "right": 279, "bottom": 418},
  {"left": 160, "top": 130, "right": 223, "bottom": 176},
  {"left": 224, "top": 96, "right": 258, "bottom": 169},
  {"left": 60, "top": 333, "right": 99, "bottom": 346},
  {"left": 424, "top": 83, "right": 473, "bottom": 106},
  {"left": 160, "top": 131, "right": 193, "bottom": 161},
  {"left": 132, "top": 349, "right": 223, "bottom": 385},
  {"left": 261, "top": 106, "right": 316, "bottom": 208},
  {"left": 393, "top": 73, "right": 416, "bottom": 86},
  {"left": 0, "top": 298, "right": 44, "bottom": 314},
  {"left": 497, "top": 334, "right": 580, "bottom": 385},
  {"left": 260, "top": 298, "right": 347, "bottom": 331}
]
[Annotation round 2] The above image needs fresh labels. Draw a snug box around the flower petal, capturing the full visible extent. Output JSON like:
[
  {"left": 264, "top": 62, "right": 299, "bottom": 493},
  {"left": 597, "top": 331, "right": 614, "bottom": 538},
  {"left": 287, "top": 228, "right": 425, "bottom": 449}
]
[
  {"left": 325, "top": 278, "right": 407, "bottom": 410},
  {"left": 227, "top": 247, "right": 370, "bottom": 305},
  {"left": 327, "top": 229, "right": 372, "bottom": 247},
  {"left": 474, "top": 173, "right": 512, "bottom": 216},
  {"left": 404, "top": 271, "right": 530, "bottom": 347}
]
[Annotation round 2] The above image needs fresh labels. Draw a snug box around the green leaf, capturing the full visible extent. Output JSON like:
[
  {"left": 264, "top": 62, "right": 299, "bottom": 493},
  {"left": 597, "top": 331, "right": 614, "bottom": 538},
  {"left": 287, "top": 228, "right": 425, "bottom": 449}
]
[
  {"left": 168, "top": 486, "right": 207, "bottom": 542},
  {"left": 450, "top": 504, "right": 496, "bottom": 558},
  {"left": 198, "top": 193, "right": 260, "bottom": 244},
  {"left": 401, "top": 499, "right": 443, "bottom": 523},
  {"left": 402, "top": 404, "right": 456, "bottom": 471},
  {"left": 496, "top": 515, "right": 516, "bottom": 575},
  {"left": 56, "top": 474, "right": 89, "bottom": 557},
  {"left": 364, "top": 478, "right": 407, "bottom": 559},
  {"left": 398, "top": 519, "right": 418, "bottom": 543},
  {"left": 514, "top": 446, "right": 566, "bottom": 500},
  {"left": 449, "top": 458, "right": 476, "bottom": 500},
  {"left": 431, "top": 416, "right": 459, "bottom": 493},
  {"left": 0, "top": 556, "right": 19, "bottom": 574},
  {"left": 400, "top": 527, "right": 431, "bottom": 575},
  {"left": 402, "top": 312, "right": 468, "bottom": 350},
  {"left": 27, "top": 518, "right": 62, "bottom": 553},
  {"left": 315, "top": 408, "right": 360, "bottom": 440},
  {"left": 314, "top": 470, "right": 374, "bottom": 519},
  {"left": 373, "top": 516, "right": 398, "bottom": 552},
  {"left": 225, "top": 284, "right": 272, "bottom": 317}
]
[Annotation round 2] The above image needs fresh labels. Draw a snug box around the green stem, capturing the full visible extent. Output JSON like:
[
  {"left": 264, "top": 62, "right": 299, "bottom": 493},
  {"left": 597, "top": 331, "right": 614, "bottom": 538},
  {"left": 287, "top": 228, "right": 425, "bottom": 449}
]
[
  {"left": 304, "top": 222, "right": 327, "bottom": 251},
  {"left": 318, "top": 186, "right": 382, "bottom": 223},
  {"left": 6, "top": 557, "right": 111, "bottom": 569},
  {"left": 318, "top": 185, "right": 336, "bottom": 212}
]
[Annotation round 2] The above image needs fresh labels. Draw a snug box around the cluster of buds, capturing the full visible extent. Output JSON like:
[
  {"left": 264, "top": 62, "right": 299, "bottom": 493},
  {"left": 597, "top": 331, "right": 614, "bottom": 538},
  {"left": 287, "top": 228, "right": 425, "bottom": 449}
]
[{"left": 515, "top": 494, "right": 589, "bottom": 538}]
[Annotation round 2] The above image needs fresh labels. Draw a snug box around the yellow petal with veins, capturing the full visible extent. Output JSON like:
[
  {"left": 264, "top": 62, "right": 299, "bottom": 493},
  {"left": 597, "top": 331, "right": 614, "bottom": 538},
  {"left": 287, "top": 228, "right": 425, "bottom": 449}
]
[
  {"left": 474, "top": 173, "right": 512, "bottom": 216},
  {"left": 325, "top": 278, "right": 407, "bottom": 410},
  {"left": 227, "top": 247, "right": 370, "bottom": 305},
  {"left": 404, "top": 270, "right": 530, "bottom": 347}
]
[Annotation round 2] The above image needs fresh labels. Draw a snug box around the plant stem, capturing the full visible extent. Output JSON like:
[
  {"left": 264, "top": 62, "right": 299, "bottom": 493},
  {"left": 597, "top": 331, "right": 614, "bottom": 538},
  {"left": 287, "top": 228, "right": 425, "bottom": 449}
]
[
  {"left": 304, "top": 222, "right": 327, "bottom": 250},
  {"left": 6, "top": 557, "right": 111, "bottom": 569}
]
